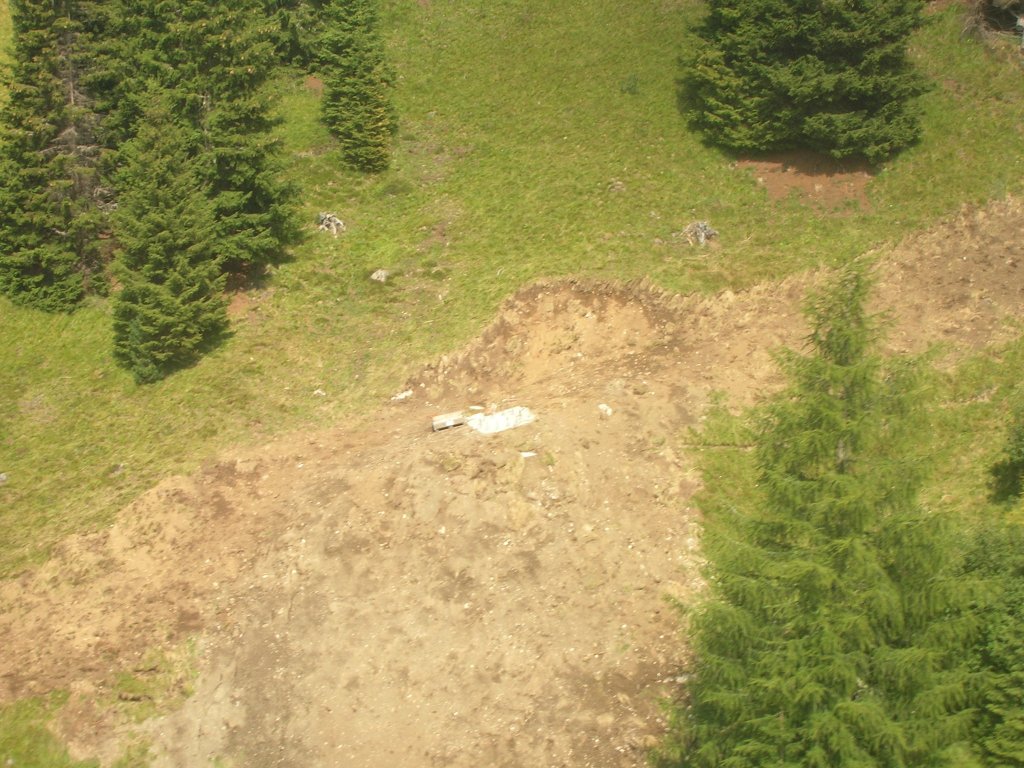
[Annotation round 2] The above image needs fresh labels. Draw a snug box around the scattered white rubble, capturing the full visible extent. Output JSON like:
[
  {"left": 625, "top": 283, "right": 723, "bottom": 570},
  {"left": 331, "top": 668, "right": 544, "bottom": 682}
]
[
  {"left": 316, "top": 212, "right": 346, "bottom": 236},
  {"left": 675, "top": 220, "right": 718, "bottom": 246},
  {"left": 431, "top": 405, "right": 537, "bottom": 434},
  {"left": 432, "top": 411, "right": 467, "bottom": 431},
  {"left": 467, "top": 406, "right": 536, "bottom": 435}
]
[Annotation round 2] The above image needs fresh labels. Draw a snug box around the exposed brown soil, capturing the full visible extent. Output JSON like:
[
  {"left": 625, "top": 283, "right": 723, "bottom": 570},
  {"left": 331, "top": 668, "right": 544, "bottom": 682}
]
[
  {"left": 303, "top": 75, "right": 324, "bottom": 95},
  {"left": 736, "top": 149, "right": 874, "bottom": 210},
  {"left": 1, "top": 198, "right": 1022, "bottom": 767}
]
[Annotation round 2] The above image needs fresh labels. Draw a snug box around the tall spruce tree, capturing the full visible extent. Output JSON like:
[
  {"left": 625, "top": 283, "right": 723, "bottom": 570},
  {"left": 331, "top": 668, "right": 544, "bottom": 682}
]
[
  {"left": 87, "top": 0, "right": 296, "bottom": 276},
  {"left": 0, "top": 0, "right": 104, "bottom": 311},
  {"left": 965, "top": 523, "right": 1024, "bottom": 767},
  {"left": 79, "top": 0, "right": 170, "bottom": 150},
  {"left": 657, "top": 265, "right": 976, "bottom": 767},
  {"left": 262, "top": 0, "right": 327, "bottom": 66},
  {"left": 319, "top": 0, "right": 397, "bottom": 172},
  {"left": 112, "top": 93, "right": 227, "bottom": 383},
  {"left": 686, "top": 0, "right": 927, "bottom": 163},
  {"left": 156, "top": 0, "right": 296, "bottom": 275}
]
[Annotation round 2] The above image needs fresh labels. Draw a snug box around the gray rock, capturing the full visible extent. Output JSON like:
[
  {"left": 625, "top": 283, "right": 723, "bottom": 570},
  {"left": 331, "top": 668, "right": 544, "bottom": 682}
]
[{"left": 316, "top": 212, "right": 346, "bottom": 236}]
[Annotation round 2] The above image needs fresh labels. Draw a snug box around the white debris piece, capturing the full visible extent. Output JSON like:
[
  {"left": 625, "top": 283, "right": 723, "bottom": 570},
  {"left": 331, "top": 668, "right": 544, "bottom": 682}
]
[
  {"left": 598, "top": 403, "right": 613, "bottom": 418},
  {"left": 432, "top": 411, "right": 466, "bottom": 431},
  {"left": 370, "top": 268, "right": 390, "bottom": 283},
  {"left": 391, "top": 389, "right": 413, "bottom": 401},
  {"left": 676, "top": 220, "right": 718, "bottom": 246},
  {"left": 317, "top": 212, "right": 346, "bottom": 236},
  {"left": 467, "top": 406, "right": 536, "bottom": 435}
]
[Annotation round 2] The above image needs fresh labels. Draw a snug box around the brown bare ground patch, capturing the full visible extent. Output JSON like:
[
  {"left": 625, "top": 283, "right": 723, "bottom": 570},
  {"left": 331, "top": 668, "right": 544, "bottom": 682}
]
[
  {"left": 736, "top": 149, "right": 875, "bottom": 210},
  {"left": 1, "top": 198, "right": 1021, "bottom": 767},
  {"left": 303, "top": 75, "right": 324, "bottom": 95}
]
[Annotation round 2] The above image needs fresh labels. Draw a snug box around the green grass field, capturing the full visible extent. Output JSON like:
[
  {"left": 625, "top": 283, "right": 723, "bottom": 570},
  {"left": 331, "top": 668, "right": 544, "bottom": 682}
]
[
  {"left": 0, "top": 695, "right": 97, "bottom": 768},
  {"left": 2, "top": 1, "right": 1023, "bottom": 577},
  {"left": 0, "top": 1, "right": 1019, "bottom": 547},
  {"left": 2, "top": 1, "right": 1023, "bottom": 761}
]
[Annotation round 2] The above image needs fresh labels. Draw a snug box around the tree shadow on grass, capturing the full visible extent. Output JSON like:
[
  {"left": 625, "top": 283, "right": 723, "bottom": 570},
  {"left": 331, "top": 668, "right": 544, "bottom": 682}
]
[{"left": 990, "top": 459, "right": 1024, "bottom": 504}]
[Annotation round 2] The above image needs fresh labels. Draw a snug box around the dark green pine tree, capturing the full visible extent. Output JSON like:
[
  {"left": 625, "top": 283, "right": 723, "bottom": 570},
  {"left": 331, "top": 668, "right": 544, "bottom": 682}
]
[
  {"left": 319, "top": 0, "right": 398, "bottom": 172},
  {"left": 685, "top": 0, "right": 927, "bottom": 163},
  {"left": 112, "top": 94, "right": 227, "bottom": 384},
  {"left": 88, "top": 0, "right": 296, "bottom": 276},
  {"left": 262, "top": 0, "right": 328, "bottom": 66},
  {"left": 0, "top": 0, "right": 105, "bottom": 311},
  {"left": 965, "top": 523, "right": 1024, "bottom": 767},
  {"left": 656, "top": 265, "right": 977, "bottom": 767},
  {"left": 162, "top": 0, "right": 297, "bottom": 276},
  {"left": 78, "top": 0, "right": 172, "bottom": 150}
]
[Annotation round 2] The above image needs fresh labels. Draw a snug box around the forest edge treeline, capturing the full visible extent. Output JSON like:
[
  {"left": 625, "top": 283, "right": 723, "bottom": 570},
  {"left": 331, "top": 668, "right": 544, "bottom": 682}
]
[{"left": 0, "top": 0, "right": 395, "bottom": 382}]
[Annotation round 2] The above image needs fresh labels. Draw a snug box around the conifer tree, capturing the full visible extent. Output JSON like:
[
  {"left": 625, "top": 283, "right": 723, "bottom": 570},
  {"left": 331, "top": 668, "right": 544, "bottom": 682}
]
[
  {"left": 686, "top": 0, "right": 927, "bottom": 163},
  {"left": 0, "top": 0, "right": 104, "bottom": 311},
  {"left": 160, "top": 0, "right": 296, "bottom": 275},
  {"left": 88, "top": 0, "right": 296, "bottom": 275},
  {"left": 262, "top": 0, "right": 327, "bottom": 66},
  {"left": 656, "top": 265, "right": 976, "bottom": 767},
  {"left": 112, "top": 94, "right": 227, "bottom": 383},
  {"left": 319, "top": 0, "right": 397, "bottom": 172},
  {"left": 965, "top": 523, "right": 1024, "bottom": 767},
  {"left": 79, "top": 0, "right": 169, "bottom": 149}
]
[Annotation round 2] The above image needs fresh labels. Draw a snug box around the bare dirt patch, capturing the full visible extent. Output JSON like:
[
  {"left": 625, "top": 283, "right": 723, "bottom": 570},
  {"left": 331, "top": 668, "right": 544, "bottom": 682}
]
[
  {"left": 736, "top": 149, "right": 874, "bottom": 210},
  {"left": 1, "top": 198, "right": 1022, "bottom": 767},
  {"left": 873, "top": 197, "right": 1024, "bottom": 356},
  {"left": 303, "top": 75, "right": 324, "bottom": 95}
]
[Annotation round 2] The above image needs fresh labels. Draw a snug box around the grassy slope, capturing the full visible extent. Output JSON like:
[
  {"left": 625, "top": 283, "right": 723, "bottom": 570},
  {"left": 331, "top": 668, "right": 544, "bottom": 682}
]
[
  {"left": 1, "top": 2, "right": 1021, "bottom": 763},
  {"left": 696, "top": 335, "right": 1024, "bottom": 523},
  {"left": 0, "top": 695, "right": 97, "bottom": 768},
  {"left": 1, "top": 1, "right": 1023, "bottom": 581},
  {"left": 925, "top": 339, "right": 1024, "bottom": 523}
]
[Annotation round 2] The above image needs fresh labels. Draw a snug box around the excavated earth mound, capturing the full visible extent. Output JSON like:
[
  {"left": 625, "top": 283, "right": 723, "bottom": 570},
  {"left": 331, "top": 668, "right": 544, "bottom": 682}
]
[{"left": 1, "top": 198, "right": 1022, "bottom": 767}]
